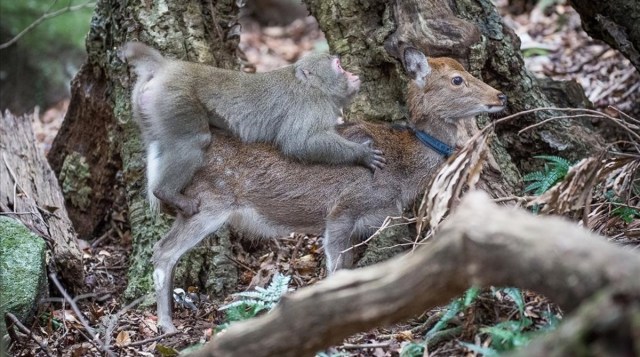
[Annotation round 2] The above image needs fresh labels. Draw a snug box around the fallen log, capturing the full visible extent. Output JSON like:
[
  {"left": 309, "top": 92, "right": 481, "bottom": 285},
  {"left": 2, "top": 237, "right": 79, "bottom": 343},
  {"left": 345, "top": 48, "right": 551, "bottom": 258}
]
[
  {"left": 0, "top": 111, "right": 83, "bottom": 289},
  {"left": 188, "top": 191, "right": 640, "bottom": 357}
]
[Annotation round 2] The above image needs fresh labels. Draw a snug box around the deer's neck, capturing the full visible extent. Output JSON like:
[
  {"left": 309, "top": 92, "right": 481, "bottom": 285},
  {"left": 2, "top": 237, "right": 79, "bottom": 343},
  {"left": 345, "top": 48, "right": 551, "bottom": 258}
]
[
  {"left": 412, "top": 115, "right": 459, "bottom": 151},
  {"left": 412, "top": 112, "right": 480, "bottom": 151}
]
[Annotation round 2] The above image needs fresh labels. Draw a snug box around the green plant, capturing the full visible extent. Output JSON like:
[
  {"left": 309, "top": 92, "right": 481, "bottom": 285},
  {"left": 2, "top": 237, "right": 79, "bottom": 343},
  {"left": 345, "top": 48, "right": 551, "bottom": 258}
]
[
  {"left": 461, "top": 288, "right": 560, "bottom": 355},
  {"left": 606, "top": 191, "right": 640, "bottom": 224},
  {"left": 217, "top": 273, "right": 291, "bottom": 330},
  {"left": 399, "top": 342, "right": 425, "bottom": 357},
  {"left": 523, "top": 155, "right": 573, "bottom": 195},
  {"left": 400, "top": 287, "right": 480, "bottom": 356}
]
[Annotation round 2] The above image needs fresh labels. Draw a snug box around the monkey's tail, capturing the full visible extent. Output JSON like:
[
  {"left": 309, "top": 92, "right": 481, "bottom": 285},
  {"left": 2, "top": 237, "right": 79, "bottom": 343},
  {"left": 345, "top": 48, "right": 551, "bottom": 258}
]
[
  {"left": 121, "top": 42, "right": 165, "bottom": 78},
  {"left": 146, "top": 141, "right": 162, "bottom": 215}
]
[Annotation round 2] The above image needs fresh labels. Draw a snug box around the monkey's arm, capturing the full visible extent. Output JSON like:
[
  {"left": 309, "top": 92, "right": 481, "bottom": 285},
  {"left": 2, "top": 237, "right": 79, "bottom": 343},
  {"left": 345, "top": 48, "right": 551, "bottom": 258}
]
[{"left": 296, "top": 131, "right": 386, "bottom": 171}]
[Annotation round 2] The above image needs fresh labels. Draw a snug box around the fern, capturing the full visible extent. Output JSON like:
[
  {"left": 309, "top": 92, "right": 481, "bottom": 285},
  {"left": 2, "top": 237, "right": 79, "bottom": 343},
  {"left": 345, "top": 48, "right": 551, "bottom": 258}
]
[
  {"left": 523, "top": 155, "right": 573, "bottom": 195},
  {"left": 217, "top": 273, "right": 292, "bottom": 330},
  {"left": 425, "top": 286, "right": 479, "bottom": 340},
  {"left": 399, "top": 342, "right": 425, "bottom": 357},
  {"left": 606, "top": 191, "right": 640, "bottom": 224}
]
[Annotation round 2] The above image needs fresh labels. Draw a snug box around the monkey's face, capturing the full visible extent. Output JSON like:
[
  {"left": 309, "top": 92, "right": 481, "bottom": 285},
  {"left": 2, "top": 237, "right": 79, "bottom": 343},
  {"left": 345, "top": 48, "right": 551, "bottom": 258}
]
[
  {"left": 295, "top": 53, "right": 361, "bottom": 106},
  {"left": 332, "top": 57, "right": 360, "bottom": 98}
]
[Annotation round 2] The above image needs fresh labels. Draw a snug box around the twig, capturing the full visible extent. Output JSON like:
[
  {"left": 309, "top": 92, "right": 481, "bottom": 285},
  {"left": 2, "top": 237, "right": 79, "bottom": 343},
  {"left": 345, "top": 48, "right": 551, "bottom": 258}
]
[
  {"left": 0, "top": 2, "right": 95, "bottom": 50},
  {"left": 287, "top": 235, "right": 305, "bottom": 275},
  {"left": 486, "top": 107, "right": 639, "bottom": 141},
  {"left": 125, "top": 331, "right": 179, "bottom": 347},
  {"left": 518, "top": 113, "right": 640, "bottom": 141},
  {"left": 224, "top": 254, "right": 257, "bottom": 274},
  {"left": 609, "top": 106, "right": 640, "bottom": 125},
  {"left": 40, "top": 292, "right": 112, "bottom": 304},
  {"left": 5, "top": 312, "right": 53, "bottom": 357},
  {"left": 3, "top": 153, "right": 27, "bottom": 209},
  {"left": 104, "top": 295, "right": 147, "bottom": 350},
  {"left": 341, "top": 342, "right": 390, "bottom": 349},
  {"left": 91, "top": 227, "right": 114, "bottom": 248},
  {"left": 49, "top": 273, "right": 116, "bottom": 357}
]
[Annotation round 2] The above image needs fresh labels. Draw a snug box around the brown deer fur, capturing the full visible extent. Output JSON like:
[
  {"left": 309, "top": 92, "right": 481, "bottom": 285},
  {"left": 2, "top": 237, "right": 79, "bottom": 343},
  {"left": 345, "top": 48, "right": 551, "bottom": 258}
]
[{"left": 151, "top": 49, "right": 506, "bottom": 332}]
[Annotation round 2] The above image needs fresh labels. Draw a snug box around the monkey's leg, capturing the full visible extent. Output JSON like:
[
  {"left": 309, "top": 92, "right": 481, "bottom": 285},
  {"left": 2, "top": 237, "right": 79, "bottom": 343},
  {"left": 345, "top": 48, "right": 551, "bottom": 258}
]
[
  {"left": 303, "top": 132, "right": 386, "bottom": 171},
  {"left": 323, "top": 217, "right": 357, "bottom": 273},
  {"left": 152, "top": 212, "right": 230, "bottom": 332},
  {"left": 151, "top": 136, "right": 209, "bottom": 216}
]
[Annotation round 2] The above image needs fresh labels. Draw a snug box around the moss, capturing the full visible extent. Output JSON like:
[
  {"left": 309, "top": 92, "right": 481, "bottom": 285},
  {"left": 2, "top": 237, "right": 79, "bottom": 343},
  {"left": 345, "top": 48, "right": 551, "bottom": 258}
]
[
  {"left": 59, "top": 152, "right": 93, "bottom": 211},
  {"left": 0, "top": 217, "right": 48, "bottom": 338}
]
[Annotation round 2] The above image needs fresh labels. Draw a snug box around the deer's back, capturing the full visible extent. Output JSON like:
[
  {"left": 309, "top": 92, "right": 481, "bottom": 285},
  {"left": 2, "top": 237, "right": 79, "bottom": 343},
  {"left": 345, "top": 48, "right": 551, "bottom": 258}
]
[{"left": 188, "top": 122, "right": 442, "bottom": 236}]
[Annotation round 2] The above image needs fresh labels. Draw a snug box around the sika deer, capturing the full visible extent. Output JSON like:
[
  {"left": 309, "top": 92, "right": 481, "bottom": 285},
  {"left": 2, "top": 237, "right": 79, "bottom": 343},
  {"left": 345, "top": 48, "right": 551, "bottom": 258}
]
[{"left": 150, "top": 48, "right": 506, "bottom": 332}]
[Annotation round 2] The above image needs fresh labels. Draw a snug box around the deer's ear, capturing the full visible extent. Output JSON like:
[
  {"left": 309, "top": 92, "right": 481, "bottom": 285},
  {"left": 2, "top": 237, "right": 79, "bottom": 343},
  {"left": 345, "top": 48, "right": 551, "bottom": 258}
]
[{"left": 403, "top": 47, "right": 431, "bottom": 88}]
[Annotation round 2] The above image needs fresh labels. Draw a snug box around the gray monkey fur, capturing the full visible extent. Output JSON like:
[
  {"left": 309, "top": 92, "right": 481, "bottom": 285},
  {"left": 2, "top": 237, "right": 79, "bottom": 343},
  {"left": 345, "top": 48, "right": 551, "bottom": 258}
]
[{"left": 122, "top": 42, "right": 385, "bottom": 216}]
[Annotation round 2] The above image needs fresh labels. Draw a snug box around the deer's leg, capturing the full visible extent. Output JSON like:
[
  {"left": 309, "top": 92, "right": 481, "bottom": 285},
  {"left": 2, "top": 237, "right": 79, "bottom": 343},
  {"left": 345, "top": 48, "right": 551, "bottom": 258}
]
[
  {"left": 323, "top": 217, "right": 357, "bottom": 274},
  {"left": 151, "top": 212, "right": 229, "bottom": 332}
]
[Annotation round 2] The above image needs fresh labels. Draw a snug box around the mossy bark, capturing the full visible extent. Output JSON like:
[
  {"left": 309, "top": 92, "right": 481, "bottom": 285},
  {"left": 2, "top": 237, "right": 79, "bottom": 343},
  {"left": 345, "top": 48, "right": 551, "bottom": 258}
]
[
  {"left": 304, "top": 0, "right": 604, "bottom": 264},
  {"left": 48, "top": 1, "right": 242, "bottom": 299}
]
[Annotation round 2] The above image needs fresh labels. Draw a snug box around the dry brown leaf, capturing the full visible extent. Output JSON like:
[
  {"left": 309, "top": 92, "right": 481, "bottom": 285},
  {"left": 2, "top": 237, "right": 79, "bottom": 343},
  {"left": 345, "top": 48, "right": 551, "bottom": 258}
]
[
  {"left": 418, "top": 129, "right": 491, "bottom": 232},
  {"left": 115, "top": 330, "right": 131, "bottom": 347}
]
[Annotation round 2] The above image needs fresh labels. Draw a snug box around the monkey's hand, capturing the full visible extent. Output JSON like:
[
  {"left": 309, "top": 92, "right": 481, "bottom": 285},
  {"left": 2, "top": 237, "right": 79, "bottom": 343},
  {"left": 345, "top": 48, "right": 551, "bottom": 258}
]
[{"left": 361, "top": 140, "right": 386, "bottom": 171}]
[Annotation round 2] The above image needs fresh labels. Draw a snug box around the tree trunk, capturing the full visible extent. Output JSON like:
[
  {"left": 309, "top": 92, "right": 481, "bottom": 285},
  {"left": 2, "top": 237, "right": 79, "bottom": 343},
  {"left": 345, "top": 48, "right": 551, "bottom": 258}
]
[
  {"left": 1, "top": 112, "right": 83, "bottom": 290},
  {"left": 303, "top": 0, "right": 605, "bottom": 262},
  {"left": 569, "top": 0, "right": 640, "bottom": 72},
  {"left": 48, "top": 1, "right": 243, "bottom": 299},
  {"left": 51, "top": 0, "right": 612, "bottom": 299},
  {"left": 305, "top": 0, "right": 602, "bottom": 173}
]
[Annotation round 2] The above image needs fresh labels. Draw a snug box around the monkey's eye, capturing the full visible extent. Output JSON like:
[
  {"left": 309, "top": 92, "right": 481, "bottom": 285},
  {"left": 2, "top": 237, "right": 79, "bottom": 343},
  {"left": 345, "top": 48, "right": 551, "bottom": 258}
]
[{"left": 451, "top": 76, "right": 464, "bottom": 86}]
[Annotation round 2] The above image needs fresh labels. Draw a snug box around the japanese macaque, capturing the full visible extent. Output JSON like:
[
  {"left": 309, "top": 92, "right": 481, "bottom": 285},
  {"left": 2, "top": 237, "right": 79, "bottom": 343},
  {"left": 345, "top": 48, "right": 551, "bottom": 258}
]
[
  {"left": 122, "top": 42, "right": 385, "bottom": 216},
  {"left": 150, "top": 47, "right": 507, "bottom": 333}
]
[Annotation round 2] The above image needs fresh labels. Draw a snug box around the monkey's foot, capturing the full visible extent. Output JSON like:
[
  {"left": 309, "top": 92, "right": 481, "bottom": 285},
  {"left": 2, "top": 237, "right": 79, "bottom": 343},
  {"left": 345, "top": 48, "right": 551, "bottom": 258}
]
[
  {"left": 362, "top": 140, "right": 386, "bottom": 171},
  {"left": 154, "top": 190, "right": 200, "bottom": 217}
]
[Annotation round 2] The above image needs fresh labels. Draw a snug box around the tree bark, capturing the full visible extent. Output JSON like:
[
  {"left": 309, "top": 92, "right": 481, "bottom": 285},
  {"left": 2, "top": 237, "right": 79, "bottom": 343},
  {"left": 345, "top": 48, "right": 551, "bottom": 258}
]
[
  {"left": 0, "top": 112, "right": 83, "bottom": 290},
  {"left": 303, "top": 0, "right": 605, "bottom": 264},
  {"left": 189, "top": 191, "right": 640, "bottom": 357},
  {"left": 569, "top": 0, "right": 640, "bottom": 72},
  {"left": 47, "top": 1, "right": 243, "bottom": 299},
  {"left": 305, "top": 0, "right": 603, "bottom": 179}
]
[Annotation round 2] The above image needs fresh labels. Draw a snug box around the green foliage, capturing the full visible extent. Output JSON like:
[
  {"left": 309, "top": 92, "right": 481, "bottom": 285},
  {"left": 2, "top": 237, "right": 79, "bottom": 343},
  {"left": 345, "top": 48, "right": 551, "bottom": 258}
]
[
  {"left": 605, "top": 191, "right": 640, "bottom": 224},
  {"left": 400, "top": 287, "right": 480, "bottom": 356},
  {"left": 0, "top": 0, "right": 93, "bottom": 51},
  {"left": 425, "top": 286, "right": 480, "bottom": 340},
  {"left": 522, "top": 47, "right": 551, "bottom": 58},
  {"left": 402, "top": 287, "right": 561, "bottom": 356},
  {"left": 523, "top": 155, "right": 573, "bottom": 195},
  {"left": 217, "top": 274, "right": 291, "bottom": 331},
  {"left": 462, "top": 288, "right": 561, "bottom": 355},
  {"left": 399, "top": 342, "right": 424, "bottom": 357}
]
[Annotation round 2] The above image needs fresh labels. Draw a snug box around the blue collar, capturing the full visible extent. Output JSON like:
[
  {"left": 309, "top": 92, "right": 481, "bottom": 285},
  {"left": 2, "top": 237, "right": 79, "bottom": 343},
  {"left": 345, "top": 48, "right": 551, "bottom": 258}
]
[{"left": 412, "top": 129, "right": 454, "bottom": 157}]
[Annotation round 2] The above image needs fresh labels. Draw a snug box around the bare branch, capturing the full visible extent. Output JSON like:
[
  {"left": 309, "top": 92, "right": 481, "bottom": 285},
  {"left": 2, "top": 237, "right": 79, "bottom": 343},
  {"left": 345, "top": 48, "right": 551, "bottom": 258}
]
[{"left": 0, "top": 1, "right": 95, "bottom": 50}]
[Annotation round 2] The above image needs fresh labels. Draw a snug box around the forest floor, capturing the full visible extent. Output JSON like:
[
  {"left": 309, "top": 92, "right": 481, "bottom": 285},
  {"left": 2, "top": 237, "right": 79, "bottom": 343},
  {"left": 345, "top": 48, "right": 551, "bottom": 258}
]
[{"left": 8, "top": 3, "right": 639, "bottom": 357}]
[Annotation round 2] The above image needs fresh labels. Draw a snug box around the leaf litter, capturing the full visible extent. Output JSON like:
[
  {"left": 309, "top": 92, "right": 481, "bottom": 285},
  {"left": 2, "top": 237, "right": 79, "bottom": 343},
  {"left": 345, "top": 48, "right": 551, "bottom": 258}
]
[{"left": 10, "top": 3, "right": 639, "bottom": 356}]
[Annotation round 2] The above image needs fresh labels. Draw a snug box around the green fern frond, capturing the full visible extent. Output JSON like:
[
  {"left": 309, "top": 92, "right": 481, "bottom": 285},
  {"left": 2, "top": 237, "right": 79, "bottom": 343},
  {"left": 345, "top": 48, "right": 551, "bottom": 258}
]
[
  {"left": 523, "top": 155, "right": 574, "bottom": 196},
  {"left": 533, "top": 155, "right": 572, "bottom": 169},
  {"left": 524, "top": 182, "right": 543, "bottom": 193},
  {"left": 522, "top": 171, "right": 545, "bottom": 181},
  {"left": 219, "top": 273, "right": 292, "bottom": 324}
]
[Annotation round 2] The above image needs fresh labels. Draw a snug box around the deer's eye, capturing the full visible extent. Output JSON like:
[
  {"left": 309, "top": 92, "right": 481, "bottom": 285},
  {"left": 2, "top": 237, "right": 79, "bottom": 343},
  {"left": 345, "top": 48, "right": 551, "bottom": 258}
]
[{"left": 452, "top": 76, "right": 464, "bottom": 86}]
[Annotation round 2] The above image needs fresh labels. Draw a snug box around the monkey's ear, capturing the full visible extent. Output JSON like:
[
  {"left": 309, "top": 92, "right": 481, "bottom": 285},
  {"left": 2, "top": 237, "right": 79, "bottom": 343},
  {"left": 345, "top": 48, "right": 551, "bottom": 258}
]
[
  {"left": 403, "top": 47, "right": 431, "bottom": 88},
  {"left": 295, "top": 67, "right": 311, "bottom": 81}
]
